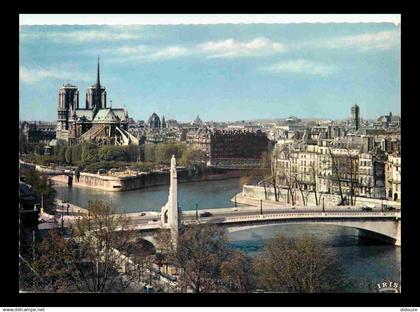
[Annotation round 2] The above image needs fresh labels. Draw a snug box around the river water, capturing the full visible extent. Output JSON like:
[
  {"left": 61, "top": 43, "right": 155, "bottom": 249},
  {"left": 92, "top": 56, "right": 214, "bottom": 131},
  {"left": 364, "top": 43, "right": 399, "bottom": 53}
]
[{"left": 53, "top": 178, "right": 401, "bottom": 292}]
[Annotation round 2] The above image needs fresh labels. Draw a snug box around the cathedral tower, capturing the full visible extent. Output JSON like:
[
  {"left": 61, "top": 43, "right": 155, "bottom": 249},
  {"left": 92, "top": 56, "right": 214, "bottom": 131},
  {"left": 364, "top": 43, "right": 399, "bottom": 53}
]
[
  {"left": 56, "top": 84, "right": 79, "bottom": 141},
  {"left": 86, "top": 58, "right": 107, "bottom": 110}
]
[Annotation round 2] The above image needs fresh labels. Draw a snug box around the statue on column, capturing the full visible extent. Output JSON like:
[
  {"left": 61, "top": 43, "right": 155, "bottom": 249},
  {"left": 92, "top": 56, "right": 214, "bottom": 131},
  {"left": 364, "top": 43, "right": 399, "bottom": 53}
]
[{"left": 161, "top": 155, "right": 179, "bottom": 247}]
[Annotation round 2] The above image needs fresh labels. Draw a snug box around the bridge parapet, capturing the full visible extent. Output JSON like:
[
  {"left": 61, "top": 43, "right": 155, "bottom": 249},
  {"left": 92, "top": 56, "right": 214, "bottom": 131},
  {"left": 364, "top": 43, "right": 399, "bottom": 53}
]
[{"left": 183, "top": 211, "right": 400, "bottom": 226}]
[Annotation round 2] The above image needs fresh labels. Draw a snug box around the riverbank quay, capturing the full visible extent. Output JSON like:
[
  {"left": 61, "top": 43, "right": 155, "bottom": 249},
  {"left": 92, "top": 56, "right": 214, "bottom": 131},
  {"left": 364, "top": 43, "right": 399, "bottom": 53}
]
[
  {"left": 55, "top": 198, "right": 89, "bottom": 215},
  {"left": 50, "top": 167, "right": 254, "bottom": 192},
  {"left": 236, "top": 184, "right": 401, "bottom": 209}
]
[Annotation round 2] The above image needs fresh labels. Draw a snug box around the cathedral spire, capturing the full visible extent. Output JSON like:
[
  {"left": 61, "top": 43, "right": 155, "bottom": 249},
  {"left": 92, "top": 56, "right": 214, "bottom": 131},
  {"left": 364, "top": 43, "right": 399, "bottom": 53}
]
[{"left": 96, "top": 56, "right": 101, "bottom": 88}]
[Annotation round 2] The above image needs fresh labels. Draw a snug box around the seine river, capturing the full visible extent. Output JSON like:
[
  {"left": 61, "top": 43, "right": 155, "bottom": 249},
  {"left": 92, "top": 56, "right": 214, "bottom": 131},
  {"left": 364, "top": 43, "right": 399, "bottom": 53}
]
[{"left": 53, "top": 178, "right": 401, "bottom": 292}]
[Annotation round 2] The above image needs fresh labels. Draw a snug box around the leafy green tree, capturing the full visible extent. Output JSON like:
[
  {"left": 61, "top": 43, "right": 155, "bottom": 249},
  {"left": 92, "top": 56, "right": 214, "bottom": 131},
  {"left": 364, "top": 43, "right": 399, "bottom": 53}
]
[
  {"left": 125, "top": 144, "right": 140, "bottom": 162},
  {"left": 65, "top": 146, "right": 73, "bottom": 164},
  {"left": 19, "top": 129, "right": 29, "bottom": 154},
  {"left": 155, "top": 143, "right": 186, "bottom": 165},
  {"left": 81, "top": 143, "right": 98, "bottom": 164},
  {"left": 144, "top": 144, "right": 156, "bottom": 163},
  {"left": 34, "top": 143, "right": 45, "bottom": 155},
  {"left": 24, "top": 169, "right": 56, "bottom": 213},
  {"left": 98, "top": 146, "right": 129, "bottom": 162},
  {"left": 179, "top": 148, "right": 207, "bottom": 166},
  {"left": 58, "top": 146, "right": 67, "bottom": 163},
  {"left": 71, "top": 144, "right": 83, "bottom": 164}
]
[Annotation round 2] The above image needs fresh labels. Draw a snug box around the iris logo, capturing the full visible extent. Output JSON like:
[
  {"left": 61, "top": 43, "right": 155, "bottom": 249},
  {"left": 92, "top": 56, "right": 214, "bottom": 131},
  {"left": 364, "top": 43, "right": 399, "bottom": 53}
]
[{"left": 376, "top": 280, "right": 401, "bottom": 293}]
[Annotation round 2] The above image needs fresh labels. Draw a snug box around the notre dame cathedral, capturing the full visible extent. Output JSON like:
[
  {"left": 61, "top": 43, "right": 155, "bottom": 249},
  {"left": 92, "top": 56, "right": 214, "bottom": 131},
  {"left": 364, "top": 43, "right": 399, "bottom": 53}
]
[{"left": 56, "top": 59, "right": 138, "bottom": 146}]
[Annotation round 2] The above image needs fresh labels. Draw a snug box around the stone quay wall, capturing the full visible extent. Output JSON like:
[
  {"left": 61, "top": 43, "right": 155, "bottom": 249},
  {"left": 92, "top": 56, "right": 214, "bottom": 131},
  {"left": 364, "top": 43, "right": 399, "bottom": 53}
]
[
  {"left": 240, "top": 185, "right": 401, "bottom": 208},
  {"left": 51, "top": 168, "right": 253, "bottom": 192}
]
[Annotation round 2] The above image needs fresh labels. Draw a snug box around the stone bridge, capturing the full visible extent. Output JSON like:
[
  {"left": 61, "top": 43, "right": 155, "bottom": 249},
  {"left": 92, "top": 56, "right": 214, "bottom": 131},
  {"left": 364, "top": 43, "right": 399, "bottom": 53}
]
[{"left": 185, "top": 211, "right": 401, "bottom": 246}]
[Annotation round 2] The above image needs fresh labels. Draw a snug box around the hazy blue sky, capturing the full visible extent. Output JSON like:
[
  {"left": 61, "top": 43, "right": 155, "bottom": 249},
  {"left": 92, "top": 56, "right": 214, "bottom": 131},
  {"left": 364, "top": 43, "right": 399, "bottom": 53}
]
[{"left": 19, "top": 23, "right": 400, "bottom": 122}]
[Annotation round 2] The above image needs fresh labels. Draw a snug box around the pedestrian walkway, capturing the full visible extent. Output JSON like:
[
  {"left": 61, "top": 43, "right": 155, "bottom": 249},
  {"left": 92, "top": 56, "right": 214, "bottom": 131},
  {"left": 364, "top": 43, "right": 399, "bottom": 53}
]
[{"left": 55, "top": 199, "right": 89, "bottom": 216}]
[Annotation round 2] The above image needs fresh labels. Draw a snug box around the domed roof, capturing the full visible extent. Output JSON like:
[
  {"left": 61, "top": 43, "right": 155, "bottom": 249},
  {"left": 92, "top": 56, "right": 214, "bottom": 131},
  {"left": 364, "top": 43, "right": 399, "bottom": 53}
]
[
  {"left": 148, "top": 113, "right": 161, "bottom": 128},
  {"left": 148, "top": 112, "right": 160, "bottom": 122},
  {"left": 192, "top": 115, "right": 204, "bottom": 126}
]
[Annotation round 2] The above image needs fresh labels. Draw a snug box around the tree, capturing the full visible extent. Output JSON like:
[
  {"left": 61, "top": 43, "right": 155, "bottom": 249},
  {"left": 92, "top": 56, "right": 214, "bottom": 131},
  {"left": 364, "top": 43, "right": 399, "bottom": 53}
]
[
  {"left": 71, "top": 144, "right": 83, "bottom": 164},
  {"left": 58, "top": 146, "right": 67, "bottom": 163},
  {"left": 19, "top": 129, "right": 29, "bottom": 154},
  {"left": 220, "top": 250, "right": 255, "bottom": 293},
  {"left": 154, "top": 143, "right": 186, "bottom": 165},
  {"left": 24, "top": 169, "right": 56, "bottom": 213},
  {"left": 126, "top": 144, "right": 140, "bottom": 162},
  {"left": 159, "top": 224, "right": 251, "bottom": 293},
  {"left": 179, "top": 148, "right": 206, "bottom": 167},
  {"left": 253, "top": 235, "right": 352, "bottom": 293},
  {"left": 310, "top": 162, "right": 322, "bottom": 206},
  {"left": 144, "top": 144, "right": 156, "bottom": 163},
  {"left": 34, "top": 143, "right": 45, "bottom": 155},
  {"left": 81, "top": 143, "right": 99, "bottom": 164},
  {"left": 329, "top": 147, "right": 359, "bottom": 205},
  {"left": 65, "top": 146, "right": 73, "bottom": 164},
  {"left": 32, "top": 200, "right": 139, "bottom": 292},
  {"left": 98, "top": 145, "right": 129, "bottom": 162}
]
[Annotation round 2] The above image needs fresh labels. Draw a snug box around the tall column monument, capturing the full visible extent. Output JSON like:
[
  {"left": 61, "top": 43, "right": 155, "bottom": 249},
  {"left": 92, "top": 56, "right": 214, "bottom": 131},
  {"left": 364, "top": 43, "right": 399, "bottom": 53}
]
[{"left": 161, "top": 155, "right": 179, "bottom": 245}]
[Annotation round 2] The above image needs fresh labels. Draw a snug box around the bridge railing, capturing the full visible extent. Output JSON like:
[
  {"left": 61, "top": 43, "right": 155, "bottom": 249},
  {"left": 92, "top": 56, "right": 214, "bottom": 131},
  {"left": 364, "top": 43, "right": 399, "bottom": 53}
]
[{"left": 182, "top": 211, "right": 400, "bottom": 225}]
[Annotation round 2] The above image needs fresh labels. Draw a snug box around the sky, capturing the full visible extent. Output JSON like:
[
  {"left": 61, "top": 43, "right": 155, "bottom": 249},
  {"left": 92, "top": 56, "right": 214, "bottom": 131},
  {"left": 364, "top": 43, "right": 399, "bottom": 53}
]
[{"left": 19, "top": 22, "right": 401, "bottom": 122}]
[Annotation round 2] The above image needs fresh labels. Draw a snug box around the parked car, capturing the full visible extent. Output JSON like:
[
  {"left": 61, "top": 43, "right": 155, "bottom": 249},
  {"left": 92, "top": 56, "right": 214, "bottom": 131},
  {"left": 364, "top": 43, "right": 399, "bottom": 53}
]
[
  {"left": 200, "top": 212, "right": 213, "bottom": 218},
  {"left": 385, "top": 206, "right": 397, "bottom": 211},
  {"left": 143, "top": 285, "right": 154, "bottom": 293},
  {"left": 140, "top": 212, "right": 146, "bottom": 216},
  {"left": 361, "top": 206, "right": 373, "bottom": 212}
]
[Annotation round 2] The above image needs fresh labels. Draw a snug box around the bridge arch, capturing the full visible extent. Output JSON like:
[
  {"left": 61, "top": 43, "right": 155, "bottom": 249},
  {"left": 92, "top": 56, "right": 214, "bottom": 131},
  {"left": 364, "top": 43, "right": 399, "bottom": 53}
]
[{"left": 224, "top": 218, "right": 400, "bottom": 246}]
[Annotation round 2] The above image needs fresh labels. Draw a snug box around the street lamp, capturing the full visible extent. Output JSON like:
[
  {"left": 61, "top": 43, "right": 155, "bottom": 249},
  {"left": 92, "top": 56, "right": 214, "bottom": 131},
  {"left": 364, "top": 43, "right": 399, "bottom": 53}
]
[
  {"left": 195, "top": 203, "right": 198, "bottom": 220},
  {"left": 40, "top": 193, "right": 44, "bottom": 214}
]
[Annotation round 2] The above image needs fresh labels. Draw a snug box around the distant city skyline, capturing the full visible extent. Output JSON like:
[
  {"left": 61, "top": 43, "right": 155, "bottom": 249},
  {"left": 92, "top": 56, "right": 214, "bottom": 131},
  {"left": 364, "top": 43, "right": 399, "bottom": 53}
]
[{"left": 19, "top": 23, "right": 400, "bottom": 122}]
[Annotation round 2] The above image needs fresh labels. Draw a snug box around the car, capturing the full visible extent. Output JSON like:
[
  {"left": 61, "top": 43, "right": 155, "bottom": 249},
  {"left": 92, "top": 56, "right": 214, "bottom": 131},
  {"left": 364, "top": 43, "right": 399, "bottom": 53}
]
[
  {"left": 200, "top": 212, "right": 213, "bottom": 218},
  {"left": 143, "top": 285, "right": 154, "bottom": 293},
  {"left": 385, "top": 206, "right": 397, "bottom": 211},
  {"left": 361, "top": 206, "right": 373, "bottom": 212},
  {"left": 152, "top": 219, "right": 158, "bottom": 222},
  {"left": 140, "top": 212, "right": 146, "bottom": 216}
]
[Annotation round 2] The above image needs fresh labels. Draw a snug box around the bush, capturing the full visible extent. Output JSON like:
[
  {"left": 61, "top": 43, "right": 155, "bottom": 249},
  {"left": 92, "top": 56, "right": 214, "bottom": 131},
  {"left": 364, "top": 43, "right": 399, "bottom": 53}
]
[
  {"left": 84, "top": 161, "right": 127, "bottom": 173},
  {"left": 128, "top": 162, "right": 154, "bottom": 172}
]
